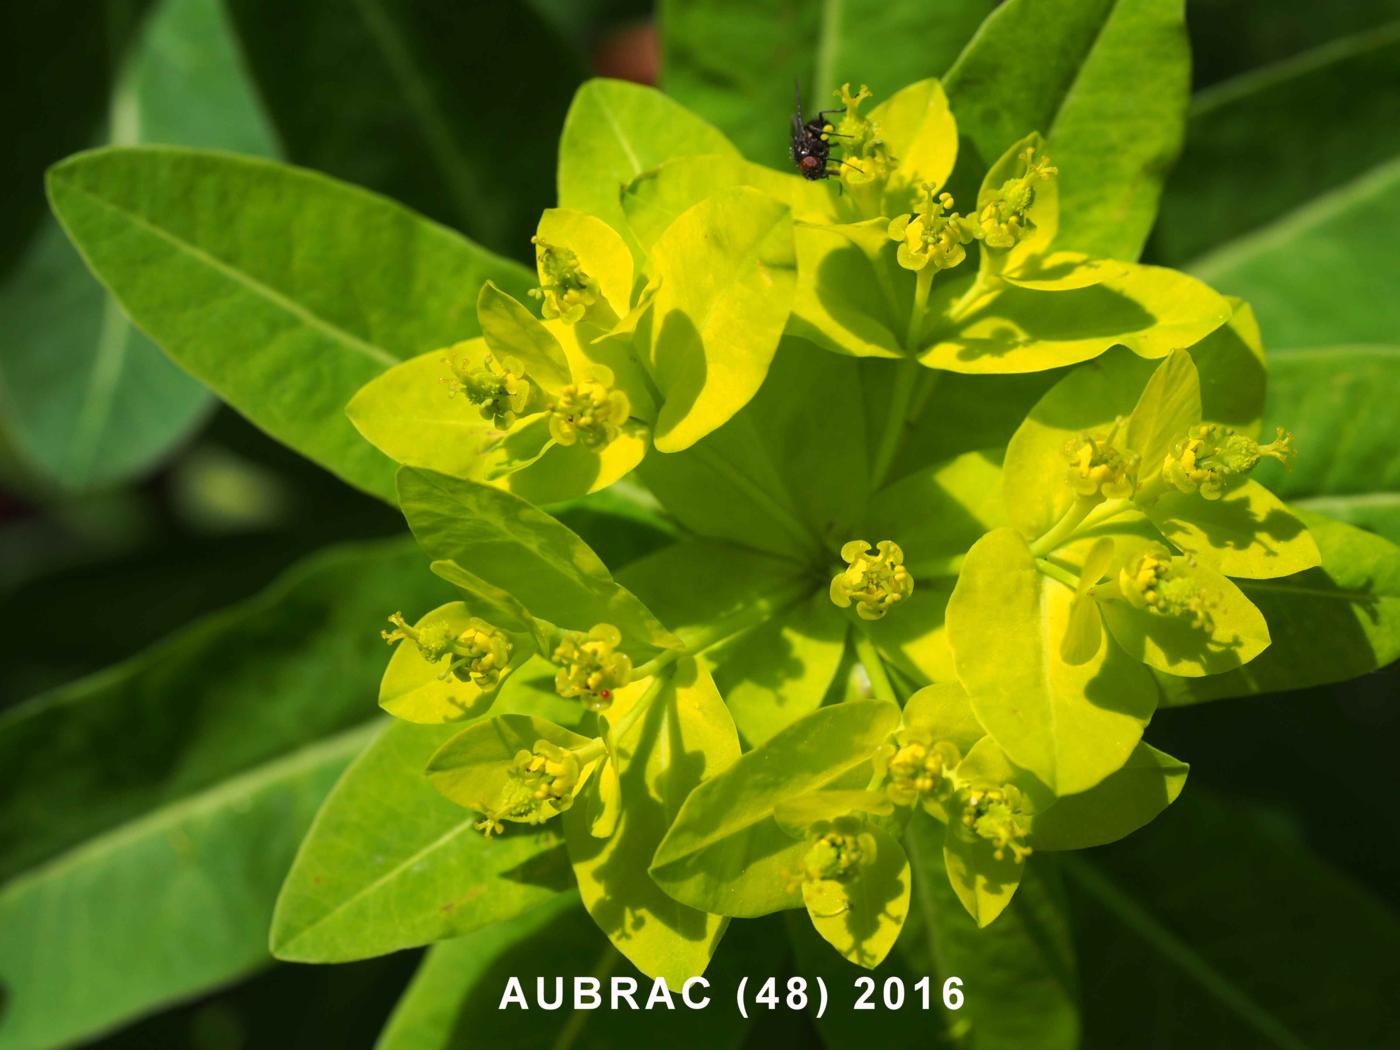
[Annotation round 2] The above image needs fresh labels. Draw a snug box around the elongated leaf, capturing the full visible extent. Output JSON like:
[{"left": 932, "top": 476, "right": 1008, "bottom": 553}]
[
  {"left": 945, "top": 0, "right": 1189, "bottom": 261},
  {"left": 660, "top": 0, "right": 992, "bottom": 163},
  {"left": 1157, "top": 512, "right": 1400, "bottom": 705},
  {"left": 902, "top": 812, "right": 1080, "bottom": 1050},
  {"left": 1156, "top": 25, "right": 1400, "bottom": 266},
  {"left": 1069, "top": 790, "right": 1400, "bottom": 1049},
  {"left": 0, "top": 0, "right": 275, "bottom": 490},
  {"left": 651, "top": 700, "right": 901, "bottom": 917},
  {"left": 270, "top": 719, "right": 571, "bottom": 963},
  {"left": 565, "top": 659, "right": 740, "bottom": 985},
  {"left": 1254, "top": 346, "right": 1400, "bottom": 543},
  {"left": 1190, "top": 157, "right": 1400, "bottom": 349},
  {"left": 0, "top": 538, "right": 449, "bottom": 1050},
  {"left": 396, "top": 467, "right": 679, "bottom": 654},
  {"left": 556, "top": 79, "right": 736, "bottom": 256},
  {"left": 946, "top": 528, "right": 1158, "bottom": 794},
  {"left": 46, "top": 147, "right": 535, "bottom": 499},
  {"left": 225, "top": 0, "right": 580, "bottom": 256}
]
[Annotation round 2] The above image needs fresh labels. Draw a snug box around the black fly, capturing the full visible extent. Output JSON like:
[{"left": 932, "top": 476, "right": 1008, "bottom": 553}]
[{"left": 790, "top": 82, "right": 847, "bottom": 181}]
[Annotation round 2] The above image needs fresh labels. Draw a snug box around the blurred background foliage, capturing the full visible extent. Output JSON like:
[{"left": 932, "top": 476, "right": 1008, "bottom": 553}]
[{"left": 0, "top": 0, "right": 1397, "bottom": 1047}]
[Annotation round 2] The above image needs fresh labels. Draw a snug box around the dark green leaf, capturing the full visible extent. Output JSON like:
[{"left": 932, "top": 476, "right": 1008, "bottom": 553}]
[
  {"left": 0, "top": 538, "right": 449, "bottom": 1050},
  {"left": 224, "top": 0, "right": 581, "bottom": 257},
  {"left": 1155, "top": 25, "right": 1400, "bottom": 265},
  {"left": 659, "top": 0, "right": 993, "bottom": 163}
]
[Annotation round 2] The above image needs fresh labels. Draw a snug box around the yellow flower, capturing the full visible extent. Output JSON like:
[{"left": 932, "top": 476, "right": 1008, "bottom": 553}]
[
  {"left": 444, "top": 349, "right": 530, "bottom": 429},
  {"left": 1162, "top": 425, "right": 1295, "bottom": 501},
  {"left": 887, "top": 186, "right": 973, "bottom": 273},
  {"left": 552, "top": 623, "right": 632, "bottom": 711},
  {"left": 830, "top": 540, "right": 915, "bottom": 620},
  {"left": 529, "top": 238, "right": 599, "bottom": 324},
  {"left": 547, "top": 365, "right": 630, "bottom": 449},
  {"left": 970, "top": 144, "right": 1057, "bottom": 250},
  {"left": 1064, "top": 420, "right": 1139, "bottom": 500}
]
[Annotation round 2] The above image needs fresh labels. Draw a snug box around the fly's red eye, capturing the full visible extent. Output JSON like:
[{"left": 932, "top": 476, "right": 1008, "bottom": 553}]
[
  {"left": 801, "top": 155, "right": 822, "bottom": 172},
  {"left": 599, "top": 689, "right": 611, "bottom": 700}
]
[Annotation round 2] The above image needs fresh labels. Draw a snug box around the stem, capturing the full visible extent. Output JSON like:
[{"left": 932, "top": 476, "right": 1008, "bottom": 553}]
[
  {"left": 854, "top": 630, "right": 898, "bottom": 705},
  {"left": 905, "top": 264, "right": 935, "bottom": 351},
  {"left": 1034, "top": 558, "right": 1080, "bottom": 591},
  {"left": 1028, "top": 497, "right": 1097, "bottom": 556},
  {"left": 1078, "top": 497, "right": 1136, "bottom": 534},
  {"left": 870, "top": 356, "right": 920, "bottom": 491},
  {"left": 907, "top": 368, "right": 940, "bottom": 425}
]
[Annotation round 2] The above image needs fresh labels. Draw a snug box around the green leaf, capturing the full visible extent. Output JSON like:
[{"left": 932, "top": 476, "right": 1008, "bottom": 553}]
[
  {"left": 946, "top": 528, "right": 1158, "bottom": 794},
  {"left": 425, "top": 714, "right": 597, "bottom": 812},
  {"left": 1254, "top": 346, "right": 1400, "bottom": 543},
  {"left": 224, "top": 0, "right": 581, "bottom": 256},
  {"left": 903, "top": 812, "right": 1080, "bottom": 1050},
  {"left": 1190, "top": 156, "right": 1400, "bottom": 349},
  {"left": 659, "top": 0, "right": 992, "bottom": 163},
  {"left": 650, "top": 700, "right": 901, "bottom": 917},
  {"left": 803, "top": 824, "right": 911, "bottom": 969},
  {"left": 921, "top": 261, "right": 1230, "bottom": 374},
  {"left": 1155, "top": 25, "right": 1400, "bottom": 266},
  {"left": 788, "top": 218, "right": 909, "bottom": 359},
  {"left": 270, "top": 719, "right": 571, "bottom": 962},
  {"left": 1032, "top": 742, "right": 1188, "bottom": 850},
  {"left": 1124, "top": 350, "right": 1201, "bottom": 485},
  {"left": 644, "top": 187, "right": 796, "bottom": 451},
  {"left": 861, "top": 450, "right": 1009, "bottom": 684},
  {"left": 617, "top": 537, "right": 837, "bottom": 745},
  {"left": 396, "top": 467, "right": 679, "bottom": 655},
  {"left": 1157, "top": 512, "right": 1400, "bottom": 705},
  {"left": 0, "top": 0, "right": 275, "bottom": 490},
  {"left": 379, "top": 601, "right": 531, "bottom": 724},
  {"left": 1144, "top": 479, "right": 1321, "bottom": 580},
  {"left": 945, "top": 0, "right": 1190, "bottom": 261},
  {"left": 557, "top": 78, "right": 737, "bottom": 257},
  {"left": 1099, "top": 555, "right": 1271, "bottom": 676},
  {"left": 1067, "top": 789, "right": 1400, "bottom": 1048},
  {"left": 565, "top": 659, "right": 740, "bottom": 986},
  {"left": 0, "top": 538, "right": 450, "bottom": 1050},
  {"left": 46, "top": 147, "right": 535, "bottom": 500}
]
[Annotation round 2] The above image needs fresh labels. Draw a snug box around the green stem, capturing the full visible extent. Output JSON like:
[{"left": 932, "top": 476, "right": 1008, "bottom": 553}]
[
  {"left": 854, "top": 630, "right": 898, "bottom": 705},
  {"left": 1034, "top": 558, "right": 1080, "bottom": 591},
  {"left": 870, "top": 356, "right": 920, "bottom": 491},
  {"left": 905, "top": 264, "right": 935, "bottom": 351},
  {"left": 1078, "top": 497, "right": 1136, "bottom": 534},
  {"left": 907, "top": 369, "right": 941, "bottom": 426},
  {"left": 1028, "top": 497, "right": 1097, "bottom": 556}
]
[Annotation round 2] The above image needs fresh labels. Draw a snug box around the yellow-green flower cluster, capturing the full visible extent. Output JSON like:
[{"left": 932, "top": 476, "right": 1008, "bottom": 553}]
[
  {"left": 528, "top": 237, "right": 599, "bottom": 323},
  {"left": 444, "top": 350, "right": 530, "bottom": 429},
  {"left": 1162, "top": 424, "right": 1295, "bottom": 501},
  {"left": 475, "top": 740, "right": 585, "bottom": 837},
  {"left": 888, "top": 186, "right": 973, "bottom": 273},
  {"left": 382, "top": 611, "right": 513, "bottom": 688},
  {"left": 831, "top": 83, "right": 895, "bottom": 186},
  {"left": 1065, "top": 421, "right": 1139, "bottom": 500},
  {"left": 960, "top": 784, "right": 1033, "bottom": 864},
  {"left": 552, "top": 623, "right": 632, "bottom": 711},
  {"left": 801, "top": 820, "right": 871, "bottom": 884},
  {"left": 885, "top": 733, "right": 961, "bottom": 808},
  {"left": 969, "top": 144, "right": 1057, "bottom": 249},
  {"left": 830, "top": 540, "right": 914, "bottom": 620},
  {"left": 1118, "top": 549, "right": 1215, "bottom": 632},
  {"left": 548, "top": 365, "right": 631, "bottom": 449}
]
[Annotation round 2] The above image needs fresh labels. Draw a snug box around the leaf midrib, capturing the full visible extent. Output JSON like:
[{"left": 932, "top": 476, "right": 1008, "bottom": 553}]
[
  {"left": 1063, "top": 856, "right": 1315, "bottom": 1050},
  {"left": 53, "top": 177, "right": 398, "bottom": 368},
  {"left": 0, "top": 721, "right": 377, "bottom": 902}
]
